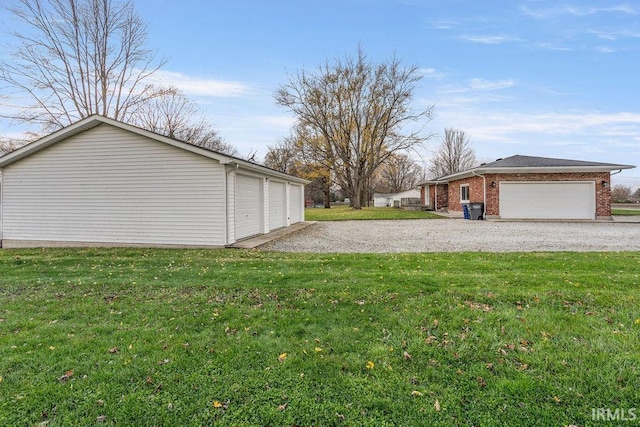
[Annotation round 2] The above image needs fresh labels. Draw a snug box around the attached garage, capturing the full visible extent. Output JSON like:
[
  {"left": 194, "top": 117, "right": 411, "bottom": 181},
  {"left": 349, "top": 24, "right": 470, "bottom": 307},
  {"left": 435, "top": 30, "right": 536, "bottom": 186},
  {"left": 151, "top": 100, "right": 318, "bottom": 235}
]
[
  {"left": 0, "top": 115, "right": 308, "bottom": 248},
  {"left": 499, "top": 181, "right": 595, "bottom": 219},
  {"left": 418, "top": 155, "right": 634, "bottom": 220}
]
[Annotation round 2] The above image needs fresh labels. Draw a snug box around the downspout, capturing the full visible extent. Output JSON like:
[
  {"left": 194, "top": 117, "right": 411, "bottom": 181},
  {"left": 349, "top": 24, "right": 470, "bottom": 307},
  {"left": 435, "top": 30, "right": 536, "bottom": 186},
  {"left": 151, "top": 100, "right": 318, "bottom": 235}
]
[{"left": 471, "top": 170, "right": 486, "bottom": 219}]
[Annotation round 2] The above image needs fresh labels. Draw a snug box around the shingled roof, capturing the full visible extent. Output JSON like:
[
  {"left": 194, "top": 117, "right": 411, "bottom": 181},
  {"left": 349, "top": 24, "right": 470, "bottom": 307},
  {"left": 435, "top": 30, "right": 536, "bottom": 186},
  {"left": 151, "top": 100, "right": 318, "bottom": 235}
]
[
  {"left": 422, "top": 154, "right": 635, "bottom": 183},
  {"left": 479, "top": 155, "right": 631, "bottom": 169}
]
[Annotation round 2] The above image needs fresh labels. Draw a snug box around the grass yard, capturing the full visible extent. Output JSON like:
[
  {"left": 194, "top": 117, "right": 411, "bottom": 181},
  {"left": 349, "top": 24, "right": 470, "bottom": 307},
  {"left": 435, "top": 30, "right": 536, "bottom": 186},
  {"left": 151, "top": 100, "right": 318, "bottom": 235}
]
[
  {"left": 305, "top": 205, "right": 443, "bottom": 221},
  {"left": 612, "top": 208, "right": 640, "bottom": 216},
  {"left": 1, "top": 249, "right": 639, "bottom": 426}
]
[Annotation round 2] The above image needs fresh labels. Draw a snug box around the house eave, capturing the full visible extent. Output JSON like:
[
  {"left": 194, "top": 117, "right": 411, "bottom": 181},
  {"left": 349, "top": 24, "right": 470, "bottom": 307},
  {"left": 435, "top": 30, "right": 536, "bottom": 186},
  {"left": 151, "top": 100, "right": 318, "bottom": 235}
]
[{"left": 437, "top": 165, "right": 635, "bottom": 182}]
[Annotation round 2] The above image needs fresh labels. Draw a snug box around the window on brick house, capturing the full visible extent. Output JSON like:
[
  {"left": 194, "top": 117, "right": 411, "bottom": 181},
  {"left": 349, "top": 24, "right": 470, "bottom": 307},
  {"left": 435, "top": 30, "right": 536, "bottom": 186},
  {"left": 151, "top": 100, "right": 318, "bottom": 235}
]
[{"left": 460, "top": 184, "right": 470, "bottom": 202}]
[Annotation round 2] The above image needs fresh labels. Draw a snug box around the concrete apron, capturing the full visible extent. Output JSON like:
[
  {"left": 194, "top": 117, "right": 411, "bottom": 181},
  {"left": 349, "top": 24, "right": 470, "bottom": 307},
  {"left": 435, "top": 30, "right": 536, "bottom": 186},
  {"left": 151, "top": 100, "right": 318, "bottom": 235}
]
[{"left": 228, "top": 221, "right": 317, "bottom": 249}]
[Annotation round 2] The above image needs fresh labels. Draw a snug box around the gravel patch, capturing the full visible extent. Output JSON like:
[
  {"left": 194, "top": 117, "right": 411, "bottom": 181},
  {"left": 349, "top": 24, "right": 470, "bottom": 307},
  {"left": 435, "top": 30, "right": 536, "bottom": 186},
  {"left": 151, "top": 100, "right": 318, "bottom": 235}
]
[{"left": 262, "top": 219, "right": 640, "bottom": 252}]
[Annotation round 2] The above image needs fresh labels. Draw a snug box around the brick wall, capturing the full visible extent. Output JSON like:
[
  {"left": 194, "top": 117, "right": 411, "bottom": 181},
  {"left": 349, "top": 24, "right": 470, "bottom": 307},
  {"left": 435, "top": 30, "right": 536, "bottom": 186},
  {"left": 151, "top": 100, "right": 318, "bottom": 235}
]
[
  {"left": 421, "top": 184, "right": 449, "bottom": 210},
  {"left": 447, "top": 176, "right": 484, "bottom": 213},
  {"left": 448, "top": 172, "right": 612, "bottom": 218}
]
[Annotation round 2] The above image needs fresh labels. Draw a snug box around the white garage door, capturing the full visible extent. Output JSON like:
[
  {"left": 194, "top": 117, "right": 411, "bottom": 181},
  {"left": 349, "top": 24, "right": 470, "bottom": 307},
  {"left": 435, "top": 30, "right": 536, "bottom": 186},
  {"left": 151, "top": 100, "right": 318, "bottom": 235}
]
[
  {"left": 269, "top": 180, "right": 286, "bottom": 230},
  {"left": 235, "top": 174, "right": 263, "bottom": 240},
  {"left": 499, "top": 181, "right": 595, "bottom": 219},
  {"left": 290, "top": 184, "right": 303, "bottom": 224}
]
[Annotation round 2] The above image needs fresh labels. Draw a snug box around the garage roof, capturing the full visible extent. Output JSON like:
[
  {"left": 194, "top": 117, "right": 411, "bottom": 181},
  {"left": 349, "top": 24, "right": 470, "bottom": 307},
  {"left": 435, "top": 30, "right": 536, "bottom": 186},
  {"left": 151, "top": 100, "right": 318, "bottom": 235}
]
[
  {"left": 424, "top": 155, "right": 635, "bottom": 183},
  {"left": 0, "top": 115, "right": 310, "bottom": 184}
]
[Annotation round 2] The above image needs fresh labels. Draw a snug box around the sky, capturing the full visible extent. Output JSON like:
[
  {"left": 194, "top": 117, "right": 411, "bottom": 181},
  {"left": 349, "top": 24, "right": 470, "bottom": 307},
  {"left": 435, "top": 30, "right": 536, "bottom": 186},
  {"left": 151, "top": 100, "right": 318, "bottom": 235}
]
[{"left": 1, "top": 0, "right": 639, "bottom": 187}]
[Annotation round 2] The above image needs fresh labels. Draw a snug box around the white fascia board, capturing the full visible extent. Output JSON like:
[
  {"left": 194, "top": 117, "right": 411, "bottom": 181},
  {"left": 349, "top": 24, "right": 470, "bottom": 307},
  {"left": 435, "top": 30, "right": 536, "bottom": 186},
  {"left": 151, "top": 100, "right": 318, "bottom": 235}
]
[{"left": 439, "top": 165, "right": 636, "bottom": 182}]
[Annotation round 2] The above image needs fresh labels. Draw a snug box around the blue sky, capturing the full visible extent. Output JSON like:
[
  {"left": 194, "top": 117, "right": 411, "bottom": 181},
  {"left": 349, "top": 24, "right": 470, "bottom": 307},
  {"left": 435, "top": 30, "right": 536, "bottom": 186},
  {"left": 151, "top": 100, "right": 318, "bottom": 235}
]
[{"left": 2, "top": 0, "right": 640, "bottom": 186}]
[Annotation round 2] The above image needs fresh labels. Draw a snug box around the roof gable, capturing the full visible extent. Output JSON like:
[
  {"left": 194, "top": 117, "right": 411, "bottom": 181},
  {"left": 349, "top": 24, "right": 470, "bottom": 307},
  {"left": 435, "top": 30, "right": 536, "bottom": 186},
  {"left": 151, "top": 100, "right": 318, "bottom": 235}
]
[{"left": 0, "top": 115, "right": 309, "bottom": 183}]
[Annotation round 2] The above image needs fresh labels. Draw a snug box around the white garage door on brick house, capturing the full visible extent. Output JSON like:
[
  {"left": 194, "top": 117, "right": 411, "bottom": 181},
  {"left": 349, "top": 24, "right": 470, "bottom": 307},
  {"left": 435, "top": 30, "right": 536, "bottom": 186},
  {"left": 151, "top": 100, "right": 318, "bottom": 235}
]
[
  {"left": 499, "top": 181, "right": 595, "bottom": 219},
  {"left": 0, "top": 115, "right": 308, "bottom": 248}
]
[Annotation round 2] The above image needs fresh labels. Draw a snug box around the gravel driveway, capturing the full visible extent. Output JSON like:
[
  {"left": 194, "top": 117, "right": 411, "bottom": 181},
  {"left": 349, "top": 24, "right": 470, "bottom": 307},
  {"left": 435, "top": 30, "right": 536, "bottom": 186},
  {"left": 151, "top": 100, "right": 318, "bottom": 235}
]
[{"left": 262, "top": 219, "right": 640, "bottom": 252}]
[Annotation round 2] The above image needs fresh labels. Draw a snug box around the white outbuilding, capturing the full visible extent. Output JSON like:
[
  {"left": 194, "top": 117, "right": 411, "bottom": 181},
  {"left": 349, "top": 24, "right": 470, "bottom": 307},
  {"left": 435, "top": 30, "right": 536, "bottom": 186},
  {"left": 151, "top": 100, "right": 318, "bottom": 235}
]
[
  {"left": 372, "top": 188, "right": 421, "bottom": 208},
  {"left": 0, "top": 115, "right": 308, "bottom": 248}
]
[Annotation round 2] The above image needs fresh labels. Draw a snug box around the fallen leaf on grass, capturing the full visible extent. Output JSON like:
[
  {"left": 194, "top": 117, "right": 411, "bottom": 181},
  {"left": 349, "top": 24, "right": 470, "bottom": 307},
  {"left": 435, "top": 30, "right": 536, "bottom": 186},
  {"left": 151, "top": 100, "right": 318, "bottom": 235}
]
[
  {"left": 477, "top": 377, "right": 487, "bottom": 388},
  {"left": 109, "top": 347, "right": 119, "bottom": 354},
  {"left": 278, "top": 353, "right": 287, "bottom": 362},
  {"left": 213, "top": 400, "right": 229, "bottom": 410},
  {"left": 434, "top": 399, "right": 441, "bottom": 411},
  {"left": 96, "top": 415, "right": 107, "bottom": 423},
  {"left": 403, "top": 351, "right": 412, "bottom": 361},
  {"left": 366, "top": 361, "right": 375, "bottom": 370},
  {"left": 57, "top": 370, "right": 74, "bottom": 382},
  {"left": 411, "top": 390, "right": 423, "bottom": 397},
  {"left": 278, "top": 403, "right": 287, "bottom": 411}
]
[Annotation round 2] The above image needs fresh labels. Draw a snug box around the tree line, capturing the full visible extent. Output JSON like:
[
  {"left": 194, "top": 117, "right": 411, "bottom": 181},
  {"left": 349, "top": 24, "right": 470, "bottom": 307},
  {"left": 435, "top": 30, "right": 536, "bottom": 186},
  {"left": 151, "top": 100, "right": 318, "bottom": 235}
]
[{"left": 1, "top": 0, "right": 477, "bottom": 209}]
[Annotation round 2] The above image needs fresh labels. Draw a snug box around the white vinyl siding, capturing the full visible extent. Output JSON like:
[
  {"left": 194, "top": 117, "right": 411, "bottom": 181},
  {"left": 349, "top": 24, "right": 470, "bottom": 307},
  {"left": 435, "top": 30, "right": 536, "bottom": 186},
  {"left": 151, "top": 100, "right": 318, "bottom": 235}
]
[
  {"left": 235, "top": 174, "right": 263, "bottom": 240},
  {"left": 1, "top": 124, "right": 226, "bottom": 246},
  {"left": 269, "top": 180, "right": 286, "bottom": 230},
  {"left": 289, "top": 184, "right": 303, "bottom": 224},
  {"left": 499, "top": 181, "right": 595, "bottom": 219}
]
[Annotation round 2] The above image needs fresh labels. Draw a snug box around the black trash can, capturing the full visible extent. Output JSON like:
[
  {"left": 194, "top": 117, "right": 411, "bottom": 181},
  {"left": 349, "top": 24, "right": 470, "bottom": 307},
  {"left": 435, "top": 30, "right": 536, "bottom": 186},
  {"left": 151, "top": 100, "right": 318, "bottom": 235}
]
[{"left": 469, "top": 202, "right": 484, "bottom": 220}]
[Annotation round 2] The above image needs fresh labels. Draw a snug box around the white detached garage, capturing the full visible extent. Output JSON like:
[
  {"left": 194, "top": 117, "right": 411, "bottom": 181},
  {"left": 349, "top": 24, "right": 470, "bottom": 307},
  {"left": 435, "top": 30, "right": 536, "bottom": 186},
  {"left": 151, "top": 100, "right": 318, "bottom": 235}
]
[{"left": 0, "top": 115, "right": 308, "bottom": 248}]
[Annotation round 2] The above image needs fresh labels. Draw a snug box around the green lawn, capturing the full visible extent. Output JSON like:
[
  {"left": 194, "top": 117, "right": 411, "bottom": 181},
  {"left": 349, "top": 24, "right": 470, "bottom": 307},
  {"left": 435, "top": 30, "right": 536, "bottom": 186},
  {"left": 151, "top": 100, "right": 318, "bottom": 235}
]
[
  {"left": 612, "top": 208, "right": 640, "bottom": 216},
  {"left": 1, "top": 249, "right": 639, "bottom": 426},
  {"left": 305, "top": 205, "right": 443, "bottom": 221}
]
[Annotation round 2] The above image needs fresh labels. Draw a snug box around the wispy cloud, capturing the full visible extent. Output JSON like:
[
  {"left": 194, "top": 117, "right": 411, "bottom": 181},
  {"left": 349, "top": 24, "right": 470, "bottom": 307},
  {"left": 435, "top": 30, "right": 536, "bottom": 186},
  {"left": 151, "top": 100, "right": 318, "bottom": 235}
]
[
  {"left": 440, "top": 78, "right": 516, "bottom": 95},
  {"left": 428, "top": 20, "right": 459, "bottom": 30},
  {"left": 458, "top": 34, "right": 521, "bottom": 44},
  {"left": 148, "top": 70, "right": 251, "bottom": 98},
  {"left": 468, "top": 78, "right": 515, "bottom": 91},
  {"left": 522, "top": 4, "right": 638, "bottom": 19},
  {"left": 439, "top": 110, "right": 640, "bottom": 145},
  {"left": 419, "top": 68, "right": 447, "bottom": 79},
  {"left": 594, "top": 45, "right": 617, "bottom": 53}
]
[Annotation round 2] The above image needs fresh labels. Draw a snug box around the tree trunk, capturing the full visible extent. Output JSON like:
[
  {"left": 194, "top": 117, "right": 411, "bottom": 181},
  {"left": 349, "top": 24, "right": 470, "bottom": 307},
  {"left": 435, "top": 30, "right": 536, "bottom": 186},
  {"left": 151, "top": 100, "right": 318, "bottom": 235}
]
[{"left": 323, "top": 180, "right": 331, "bottom": 208}]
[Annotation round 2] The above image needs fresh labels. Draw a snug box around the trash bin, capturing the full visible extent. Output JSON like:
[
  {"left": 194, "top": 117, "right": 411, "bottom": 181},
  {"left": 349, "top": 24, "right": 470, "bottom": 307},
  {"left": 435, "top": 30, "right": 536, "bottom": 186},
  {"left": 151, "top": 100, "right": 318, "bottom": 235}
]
[
  {"left": 469, "top": 203, "right": 484, "bottom": 220},
  {"left": 463, "top": 204, "right": 470, "bottom": 219}
]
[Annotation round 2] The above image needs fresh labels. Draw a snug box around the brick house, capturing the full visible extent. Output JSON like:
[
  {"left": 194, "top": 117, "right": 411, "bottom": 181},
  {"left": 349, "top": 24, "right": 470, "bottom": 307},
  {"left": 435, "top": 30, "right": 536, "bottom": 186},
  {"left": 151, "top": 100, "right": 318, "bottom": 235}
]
[{"left": 419, "top": 155, "right": 635, "bottom": 220}]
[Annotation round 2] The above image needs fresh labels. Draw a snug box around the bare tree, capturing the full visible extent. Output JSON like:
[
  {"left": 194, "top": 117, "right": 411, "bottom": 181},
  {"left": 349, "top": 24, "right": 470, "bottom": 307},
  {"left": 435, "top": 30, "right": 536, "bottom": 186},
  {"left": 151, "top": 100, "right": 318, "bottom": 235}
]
[
  {"left": 264, "top": 135, "right": 332, "bottom": 208},
  {"left": 611, "top": 185, "right": 632, "bottom": 203},
  {"left": 131, "top": 87, "right": 238, "bottom": 156},
  {"left": 374, "top": 153, "right": 423, "bottom": 193},
  {"left": 263, "top": 136, "right": 301, "bottom": 175},
  {"left": 428, "top": 128, "right": 477, "bottom": 178},
  {"left": 275, "top": 48, "right": 433, "bottom": 209},
  {"left": 0, "top": 0, "right": 166, "bottom": 131},
  {"left": 0, "top": 138, "right": 21, "bottom": 156}
]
